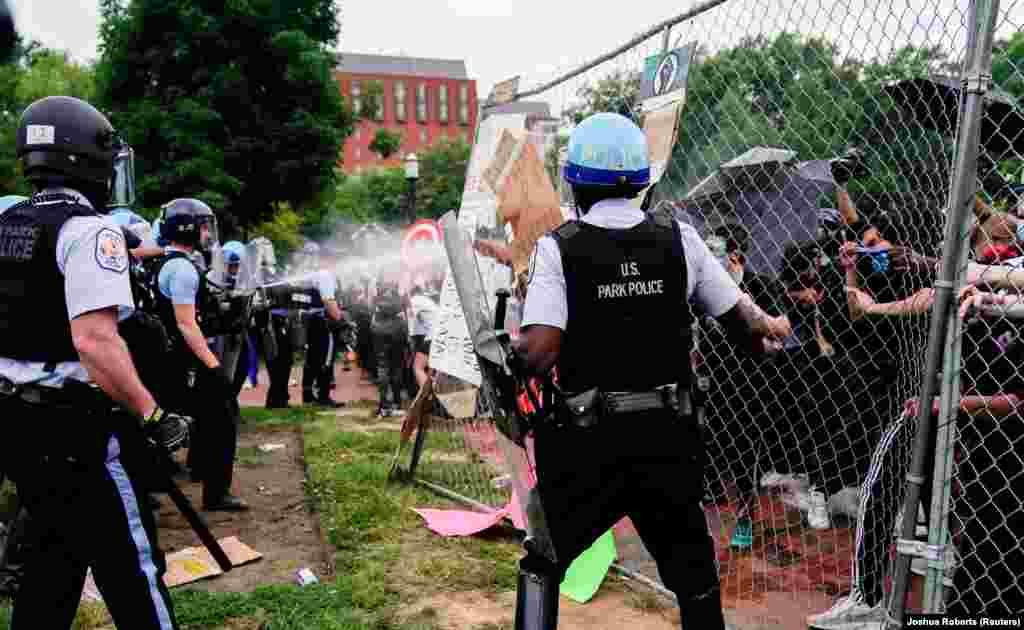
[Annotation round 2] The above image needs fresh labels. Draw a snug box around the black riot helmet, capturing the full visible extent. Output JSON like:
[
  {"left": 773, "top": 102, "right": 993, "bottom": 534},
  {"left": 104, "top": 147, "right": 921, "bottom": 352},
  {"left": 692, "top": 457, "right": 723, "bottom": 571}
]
[
  {"left": 161, "top": 198, "right": 219, "bottom": 252},
  {"left": 16, "top": 97, "right": 125, "bottom": 208}
]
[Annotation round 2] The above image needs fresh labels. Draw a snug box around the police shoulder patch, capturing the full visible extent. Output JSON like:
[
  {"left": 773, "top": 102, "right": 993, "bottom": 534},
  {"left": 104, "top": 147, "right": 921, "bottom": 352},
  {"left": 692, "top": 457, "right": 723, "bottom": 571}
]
[{"left": 95, "top": 227, "right": 129, "bottom": 273}]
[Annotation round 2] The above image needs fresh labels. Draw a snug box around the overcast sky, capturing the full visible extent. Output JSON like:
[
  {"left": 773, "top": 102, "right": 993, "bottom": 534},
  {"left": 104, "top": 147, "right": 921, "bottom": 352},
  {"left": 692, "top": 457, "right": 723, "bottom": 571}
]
[{"left": 9, "top": 0, "right": 1024, "bottom": 113}]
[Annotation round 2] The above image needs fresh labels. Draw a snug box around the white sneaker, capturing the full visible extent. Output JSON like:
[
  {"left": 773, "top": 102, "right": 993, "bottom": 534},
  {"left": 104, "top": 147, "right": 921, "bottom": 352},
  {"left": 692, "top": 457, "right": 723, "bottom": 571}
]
[
  {"left": 806, "top": 489, "right": 831, "bottom": 530},
  {"left": 781, "top": 486, "right": 831, "bottom": 529},
  {"left": 828, "top": 487, "right": 861, "bottom": 518},
  {"left": 807, "top": 589, "right": 885, "bottom": 629}
]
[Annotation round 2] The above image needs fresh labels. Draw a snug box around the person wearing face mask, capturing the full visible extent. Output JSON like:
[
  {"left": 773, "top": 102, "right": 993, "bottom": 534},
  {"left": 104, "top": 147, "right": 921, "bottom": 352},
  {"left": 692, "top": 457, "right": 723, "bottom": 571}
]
[{"left": 701, "top": 222, "right": 787, "bottom": 549}]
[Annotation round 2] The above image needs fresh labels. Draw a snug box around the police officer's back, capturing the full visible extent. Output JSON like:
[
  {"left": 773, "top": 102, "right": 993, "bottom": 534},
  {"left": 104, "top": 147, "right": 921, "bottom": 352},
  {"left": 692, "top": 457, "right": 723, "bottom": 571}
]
[
  {"left": 0, "top": 96, "right": 183, "bottom": 629},
  {"left": 512, "top": 113, "right": 791, "bottom": 630}
]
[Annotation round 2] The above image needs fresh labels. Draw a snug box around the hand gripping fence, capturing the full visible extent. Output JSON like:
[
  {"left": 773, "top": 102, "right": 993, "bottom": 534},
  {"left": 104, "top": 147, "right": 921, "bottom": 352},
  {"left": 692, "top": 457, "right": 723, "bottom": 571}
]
[{"left": 391, "top": 0, "right": 1024, "bottom": 626}]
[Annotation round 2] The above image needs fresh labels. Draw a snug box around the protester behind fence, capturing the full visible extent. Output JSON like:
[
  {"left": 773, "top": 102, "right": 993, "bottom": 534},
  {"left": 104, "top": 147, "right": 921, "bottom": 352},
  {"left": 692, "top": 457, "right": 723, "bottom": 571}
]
[
  {"left": 807, "top": 239, "right": 936, "bottom": 629},
  {"left": 699, "top": 222, "right": 786, "bottom": 548},
  {"left": 944, "top": 286, "right": 1024, "bottom": 617}
]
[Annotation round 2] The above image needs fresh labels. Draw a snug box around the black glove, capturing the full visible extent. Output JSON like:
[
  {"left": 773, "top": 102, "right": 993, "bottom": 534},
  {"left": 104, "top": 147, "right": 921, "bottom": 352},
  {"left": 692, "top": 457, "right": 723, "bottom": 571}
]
[{"left": 144, "top": 407, "right": 191, "bottom": 452}]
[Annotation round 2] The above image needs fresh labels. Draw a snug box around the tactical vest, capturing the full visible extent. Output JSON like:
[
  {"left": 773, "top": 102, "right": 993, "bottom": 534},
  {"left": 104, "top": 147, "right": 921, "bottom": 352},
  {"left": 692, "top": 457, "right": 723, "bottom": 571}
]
[
  {"left": 151, "top": 250, "right": 211, "bottom": 353},
  {"left": 298, "top": 275, "right": 326, "bottom": 310},
  {"left": 0, "top": 195, "right": 99, "bottom": 362},
  {"left": 552, "top": 209, "right": 692, "bottom": 394}
]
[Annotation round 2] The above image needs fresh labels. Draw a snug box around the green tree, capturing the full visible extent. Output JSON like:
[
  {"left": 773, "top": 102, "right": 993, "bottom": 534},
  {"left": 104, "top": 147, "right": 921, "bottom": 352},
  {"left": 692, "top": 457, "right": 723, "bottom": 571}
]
[
  {"left": 369, "top": 128, "right": 403, "bottom": 160},
  {"left": 0, "top": 44, "right": 95, "bottom": 196},
  {"left": 94, "top": 0, "right": 354, "bottom": 232},
  {"left": 563, "top": 69, "right": 641, "bottom": 124},
  {"left": 331, "top": 168, "right": 407, "bottom": 225},
  {"left": 415, "top": 137, "right": 471, "bottom": 219}
]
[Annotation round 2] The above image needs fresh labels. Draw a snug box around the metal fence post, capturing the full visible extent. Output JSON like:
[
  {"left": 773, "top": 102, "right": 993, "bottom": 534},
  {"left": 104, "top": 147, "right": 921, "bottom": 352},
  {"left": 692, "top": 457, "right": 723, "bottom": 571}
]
[{"left": 887, "top": 0, "right": 1001, "bottom": 625}]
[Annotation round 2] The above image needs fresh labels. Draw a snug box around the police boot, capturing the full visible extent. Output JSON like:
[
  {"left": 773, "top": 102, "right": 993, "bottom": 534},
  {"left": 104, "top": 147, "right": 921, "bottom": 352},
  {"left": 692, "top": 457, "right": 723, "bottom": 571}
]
[{"left": 514, "top": 570, "right": 559, "bottom": 630}]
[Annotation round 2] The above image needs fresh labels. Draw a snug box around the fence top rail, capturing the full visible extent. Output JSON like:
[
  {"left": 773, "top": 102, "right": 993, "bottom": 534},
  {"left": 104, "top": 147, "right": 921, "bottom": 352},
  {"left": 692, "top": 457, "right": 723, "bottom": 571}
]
[{"left": 510, "top": 0, "right": 731, "bottom": 101}]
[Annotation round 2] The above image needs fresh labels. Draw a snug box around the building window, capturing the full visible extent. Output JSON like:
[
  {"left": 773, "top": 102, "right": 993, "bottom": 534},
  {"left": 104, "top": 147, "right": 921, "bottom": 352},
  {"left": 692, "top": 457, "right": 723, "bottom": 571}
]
[
  {"left": 419, "top": 128, "right": 428, "bottom": 144},
  {"left": 374, "top": 84, "right": 384, "bottom": 121},
  {"left": 439, "top": 84, "right": 449, "bottom": 124},
  {"left": 394, "top": 81, "right": 407, "bottom": 122},
  {"left": 458, "top": 83, "right": 469, "bottom": 125},
  {"left": 416, "top": 83, "right": 428, "bottom": 123},
  {"left": 351, "top": 81, "right": 362, "bottom": 116}
]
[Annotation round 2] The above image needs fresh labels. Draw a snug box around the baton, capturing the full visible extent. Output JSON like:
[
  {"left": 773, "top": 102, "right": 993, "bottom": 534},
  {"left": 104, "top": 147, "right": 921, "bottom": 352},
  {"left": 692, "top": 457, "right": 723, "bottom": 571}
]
[{"left": 151, "top": 444, "right": 233, "bottom": 573}]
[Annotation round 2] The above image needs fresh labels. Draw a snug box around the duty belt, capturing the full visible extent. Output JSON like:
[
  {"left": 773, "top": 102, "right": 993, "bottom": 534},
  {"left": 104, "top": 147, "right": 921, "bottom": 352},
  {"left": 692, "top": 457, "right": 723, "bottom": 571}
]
[
  {"left": 603, "top": 385, "right": 686, "bottom": 415},
  {"left": 0, "top": 376, "right": 104, "bottom": 410},
  {"left": 562, "top": 383, "right": 690, "bottom": 429}
]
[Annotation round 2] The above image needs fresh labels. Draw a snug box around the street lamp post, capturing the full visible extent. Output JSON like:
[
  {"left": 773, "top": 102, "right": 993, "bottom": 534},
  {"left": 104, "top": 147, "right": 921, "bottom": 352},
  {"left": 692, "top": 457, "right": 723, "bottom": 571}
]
[{"left": 404, "top": 152, "right": 419, "bottom": 225}]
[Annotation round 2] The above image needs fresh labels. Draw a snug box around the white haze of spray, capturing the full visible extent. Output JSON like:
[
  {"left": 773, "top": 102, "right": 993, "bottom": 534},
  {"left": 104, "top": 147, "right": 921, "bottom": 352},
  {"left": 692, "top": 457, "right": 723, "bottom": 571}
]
[{"left": 259, "top": 225, "right": 449, "bottom": 292}]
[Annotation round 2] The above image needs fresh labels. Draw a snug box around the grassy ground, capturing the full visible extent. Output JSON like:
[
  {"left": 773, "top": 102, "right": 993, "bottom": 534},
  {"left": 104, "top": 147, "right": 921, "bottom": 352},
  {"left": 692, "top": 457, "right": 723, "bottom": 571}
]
[{"left": 0, "top": 404, "right": 525, "bottom": 630}]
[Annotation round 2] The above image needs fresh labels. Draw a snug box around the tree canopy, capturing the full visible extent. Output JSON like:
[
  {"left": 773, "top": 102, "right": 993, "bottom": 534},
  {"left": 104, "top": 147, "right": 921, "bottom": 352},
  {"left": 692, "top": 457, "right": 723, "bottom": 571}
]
[{"left": 94, "top": 0, "right": 354, "bottom": 235}]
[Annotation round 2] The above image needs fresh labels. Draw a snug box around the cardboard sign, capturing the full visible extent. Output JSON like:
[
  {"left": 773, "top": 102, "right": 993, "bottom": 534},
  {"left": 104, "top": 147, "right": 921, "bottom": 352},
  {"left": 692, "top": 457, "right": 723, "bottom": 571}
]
[{"left": 488, "top": 75, "right": 521, "bottom": 106}]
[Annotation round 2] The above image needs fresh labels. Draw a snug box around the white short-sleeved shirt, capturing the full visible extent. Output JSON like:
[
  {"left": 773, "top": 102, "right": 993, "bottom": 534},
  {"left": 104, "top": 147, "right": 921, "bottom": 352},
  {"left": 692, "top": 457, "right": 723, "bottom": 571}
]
[
  {"left": 410, "top": 293, "right": 438, "bottom": 339},
  {"left": 0, "top": 189, "right": 135, "bottom": 386},
  {"left": 521, "top": 199, "right": 742, "bottom": 331}
]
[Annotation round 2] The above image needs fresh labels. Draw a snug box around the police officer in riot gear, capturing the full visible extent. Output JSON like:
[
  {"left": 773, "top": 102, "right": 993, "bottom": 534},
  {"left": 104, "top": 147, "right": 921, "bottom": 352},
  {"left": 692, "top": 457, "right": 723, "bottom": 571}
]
[
  {"left": 151, "top": 198, "right": 247, "bottom": 512},
  {"left": 297, "top": 241, "right": 346, "bottom": 407},
  {"left": 512, "top": 113, "right": 792, "bottom": 630},
  {"left": 0, "top": 96, "right": 183, "bottom": 629}
]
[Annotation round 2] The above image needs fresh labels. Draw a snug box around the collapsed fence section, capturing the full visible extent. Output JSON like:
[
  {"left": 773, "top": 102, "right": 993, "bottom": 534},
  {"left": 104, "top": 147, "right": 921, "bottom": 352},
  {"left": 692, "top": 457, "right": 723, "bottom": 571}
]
[{"left": 395, "top": 0, "right": 1024, "bottom": 626}]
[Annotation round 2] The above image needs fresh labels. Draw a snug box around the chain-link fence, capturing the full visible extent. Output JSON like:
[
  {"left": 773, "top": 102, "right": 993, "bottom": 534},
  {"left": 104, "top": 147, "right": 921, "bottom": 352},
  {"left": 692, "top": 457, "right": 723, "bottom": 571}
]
[{"left": 395, "top": 0, "right": 1024, "bottom": 626}]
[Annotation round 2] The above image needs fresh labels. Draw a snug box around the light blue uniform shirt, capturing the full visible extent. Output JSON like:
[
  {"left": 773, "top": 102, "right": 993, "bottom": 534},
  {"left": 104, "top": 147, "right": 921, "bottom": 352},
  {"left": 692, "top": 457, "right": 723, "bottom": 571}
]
[
  {"left": 0, "top": 188, "right": 135, "bottom": 387},
  {"left": 157, "top": 250, "right": 201, "bottom": 305}
]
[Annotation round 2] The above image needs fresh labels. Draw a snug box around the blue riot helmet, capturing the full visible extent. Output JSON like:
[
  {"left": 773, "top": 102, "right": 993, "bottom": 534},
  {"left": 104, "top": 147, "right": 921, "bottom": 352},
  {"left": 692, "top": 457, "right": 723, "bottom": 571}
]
[
  {"left": 160, "top": 198, "right": 218, "bottom": 252},
  {"left": 222, "top": 241, "right": 245, "bottom": 265},
  {"left": 0, "top": 194, "right": 27, "bottom": 216},
  {"left": 564, "top": 112, "right": 650, "bottom": 212},
  {"left": 222, "top": 240, "right": 245, "bottom": 279}
]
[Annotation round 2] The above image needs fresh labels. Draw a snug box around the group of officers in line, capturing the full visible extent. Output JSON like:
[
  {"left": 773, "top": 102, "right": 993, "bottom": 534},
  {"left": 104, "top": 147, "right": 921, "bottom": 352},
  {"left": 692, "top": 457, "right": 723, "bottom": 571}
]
[
  {"left": 0, "top": 92, "right": 789, "bottom": 630},
  {"left": 0, "top": 94, "right": 400, "bottom": 627}
]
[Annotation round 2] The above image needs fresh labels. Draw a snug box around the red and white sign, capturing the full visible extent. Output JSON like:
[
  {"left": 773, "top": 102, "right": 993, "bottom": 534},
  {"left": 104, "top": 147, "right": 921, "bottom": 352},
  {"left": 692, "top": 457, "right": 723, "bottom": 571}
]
[{"left": 400, "top": 219, "right": 444, "bottom": 294}]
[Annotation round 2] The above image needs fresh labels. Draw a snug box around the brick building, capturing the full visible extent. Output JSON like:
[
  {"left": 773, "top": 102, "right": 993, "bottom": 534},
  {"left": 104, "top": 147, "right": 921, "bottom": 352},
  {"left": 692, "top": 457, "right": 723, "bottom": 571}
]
[{"left": 336, "top": 53, "right": 478, "bottom": 174}]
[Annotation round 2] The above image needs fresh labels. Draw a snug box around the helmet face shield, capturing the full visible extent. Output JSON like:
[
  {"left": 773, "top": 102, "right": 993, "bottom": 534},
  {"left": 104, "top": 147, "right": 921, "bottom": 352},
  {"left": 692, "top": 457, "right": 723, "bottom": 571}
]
[
  {"left": 109, "top": 146, "right": 136, "bottom": 210},
  {"left": 198, "top": 215, "right": 218, "bottom": 252}
]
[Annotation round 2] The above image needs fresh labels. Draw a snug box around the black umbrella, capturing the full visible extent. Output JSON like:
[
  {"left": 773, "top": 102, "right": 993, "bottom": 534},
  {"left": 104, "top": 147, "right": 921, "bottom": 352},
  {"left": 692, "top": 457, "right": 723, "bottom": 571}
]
[
  {"left": 673, "top": 147, "right": 836, "bottom": 276},
  {"left": 882, "top": 74, "right": 1024, "bottom": 159}
]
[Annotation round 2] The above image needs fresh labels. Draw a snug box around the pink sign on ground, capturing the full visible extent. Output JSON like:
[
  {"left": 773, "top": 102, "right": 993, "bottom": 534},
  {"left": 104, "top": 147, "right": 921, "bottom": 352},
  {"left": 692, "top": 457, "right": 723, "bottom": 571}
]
[{"left": 413, "top": 507, "right": 510, "bottom": 537}]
